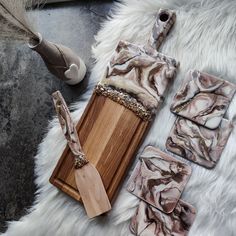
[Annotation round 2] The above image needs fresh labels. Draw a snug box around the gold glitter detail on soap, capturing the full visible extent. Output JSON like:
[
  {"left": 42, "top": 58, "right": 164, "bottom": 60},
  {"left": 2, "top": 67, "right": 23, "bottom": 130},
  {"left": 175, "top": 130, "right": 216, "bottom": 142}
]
[
  {"left": 95, "top": 84, "right": 152, "bottom": 121},
  {"left": 74, "top": 154, "right": 89, "bottom": 169}
]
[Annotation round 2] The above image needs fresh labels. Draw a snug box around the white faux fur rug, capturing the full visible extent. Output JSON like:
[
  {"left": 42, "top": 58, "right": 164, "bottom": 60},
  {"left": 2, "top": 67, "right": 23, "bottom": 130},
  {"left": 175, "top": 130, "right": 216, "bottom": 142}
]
[{"left": 3, "top": 0, "right": 236, "bottom": 235}]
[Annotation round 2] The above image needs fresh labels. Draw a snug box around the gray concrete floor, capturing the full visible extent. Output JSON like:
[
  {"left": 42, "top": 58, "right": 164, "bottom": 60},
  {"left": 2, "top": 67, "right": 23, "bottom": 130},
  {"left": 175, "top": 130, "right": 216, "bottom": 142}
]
[{"left": 0, "top": 0, "right": 114, "bottom": 232}]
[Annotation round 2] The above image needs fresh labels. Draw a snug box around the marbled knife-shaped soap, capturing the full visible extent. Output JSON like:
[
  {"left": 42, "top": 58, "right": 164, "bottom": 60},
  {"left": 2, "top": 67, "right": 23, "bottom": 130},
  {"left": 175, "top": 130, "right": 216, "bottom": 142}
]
[
  {"left": 166, "top": 117, "right": 233, "bottom": 169},
  {"left": 130, "top": 200, "right": 196, "bottom": 236},
  {"left": 170, "top": 70, "right": 236, "bottom": 129},
  {"left": 126, "top": 146, "right": 191, "bottom": 213}
]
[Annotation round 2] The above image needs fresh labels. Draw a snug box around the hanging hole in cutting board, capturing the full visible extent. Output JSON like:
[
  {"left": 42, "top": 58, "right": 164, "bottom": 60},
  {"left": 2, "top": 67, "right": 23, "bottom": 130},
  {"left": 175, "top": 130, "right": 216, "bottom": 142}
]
[{"left": 159, "top": 12, "right": 169, "bottom": 22}]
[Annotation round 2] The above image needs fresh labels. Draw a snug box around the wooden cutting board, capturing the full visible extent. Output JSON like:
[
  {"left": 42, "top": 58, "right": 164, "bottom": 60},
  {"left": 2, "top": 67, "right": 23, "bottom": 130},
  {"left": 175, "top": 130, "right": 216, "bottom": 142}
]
[
  {"left": 50, "top": 8, "right": 178, "bottom": 204},
  {"left": 50, "top": 92, "right": 150, "bottom": 202}
]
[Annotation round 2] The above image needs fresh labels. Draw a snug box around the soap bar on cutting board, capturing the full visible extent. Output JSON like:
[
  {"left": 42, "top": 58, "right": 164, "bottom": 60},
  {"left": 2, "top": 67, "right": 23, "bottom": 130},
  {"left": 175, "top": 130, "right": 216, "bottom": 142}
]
[
  {"left": 126, "top": 146, "right": 191, "bottom": 213},
  {"left": 99, "top": 40, "right": 178, "bottom": 116},
  {"left": 49, "top": 9, "right": 178, "bottom": 203},
  {"left": 130, "top": 200, "right": 196, "bottom": 236},
  {"left": 166, "top": 117, "right": 233, "bottom": 168},
  {"left": 170, "top": 70, "right": 236, "bottom": 129}
]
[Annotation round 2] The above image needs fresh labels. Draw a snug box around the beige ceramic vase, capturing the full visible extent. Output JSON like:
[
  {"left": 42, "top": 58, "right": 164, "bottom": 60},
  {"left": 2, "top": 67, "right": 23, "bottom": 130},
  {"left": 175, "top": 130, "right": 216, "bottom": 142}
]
[{"left": 28, "top": 33, "right": 86, "bottom": 85}]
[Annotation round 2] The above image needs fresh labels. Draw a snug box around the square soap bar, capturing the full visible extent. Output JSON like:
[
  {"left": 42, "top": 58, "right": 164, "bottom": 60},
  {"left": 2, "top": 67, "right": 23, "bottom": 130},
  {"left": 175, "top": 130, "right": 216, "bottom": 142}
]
[
  {"left": 126, "top": 146, "right": 191, "bottom": 213},
  {"left": 170, "top": 70, "right": 236, "bottom": 129},
  {"left": 130, "top": 200, "right": 196, "bottom": 236},
  {"left": 166, "top": 117, "right": 233, "bottom": 168}
]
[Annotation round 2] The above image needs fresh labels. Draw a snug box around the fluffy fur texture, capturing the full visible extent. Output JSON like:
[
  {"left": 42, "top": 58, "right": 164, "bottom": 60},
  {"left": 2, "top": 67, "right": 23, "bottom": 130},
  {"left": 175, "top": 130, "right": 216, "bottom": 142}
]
[
  {"left": 3, "top": 0, "right": 236, "bottom": 235},
  {"left": 0, "top": 0, "right": 37, "bottom": 40}
]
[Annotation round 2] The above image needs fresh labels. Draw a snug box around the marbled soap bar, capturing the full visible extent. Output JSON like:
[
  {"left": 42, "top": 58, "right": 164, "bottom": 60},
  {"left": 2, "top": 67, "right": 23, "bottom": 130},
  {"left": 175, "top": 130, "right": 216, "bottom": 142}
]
[
  {"left": 99, "top": 40, "right": 178, "bottom": 116},
  {"left": 126, "top": 146, "right": 191, "bottom": 213},
  {"left": 166, "top": 117, "right": 233, "bottom": 169},
  {"left": 130, "top": 200, "right": 196, "bottom": 236},
  {"left": 170, "top": 70, "right": 236, "bottom": 129}
]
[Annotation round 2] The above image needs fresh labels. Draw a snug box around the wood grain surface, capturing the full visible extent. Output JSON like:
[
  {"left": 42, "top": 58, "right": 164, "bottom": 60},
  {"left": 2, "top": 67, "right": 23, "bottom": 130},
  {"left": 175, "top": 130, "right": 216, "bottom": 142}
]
[{"left": 50, "top": 92, "right": 150, "bottom": 203}]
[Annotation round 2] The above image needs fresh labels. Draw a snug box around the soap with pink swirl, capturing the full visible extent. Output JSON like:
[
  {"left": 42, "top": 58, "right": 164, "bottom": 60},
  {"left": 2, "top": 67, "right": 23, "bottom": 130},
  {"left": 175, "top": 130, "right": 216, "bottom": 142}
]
[
  {"left": 170, "top": 70, "right": 236, "bottom": 129},
  {"left": 99, "top": 40, "right": 178, "bottom": 116},
  {"left": 126, "top": 146, "right": 191, "bottom": 213},
  {"left": 166, "top": 117, "right": 233, "bottom": 168},
  {"left": 130, "top": 200, "right": 196, "bottom": 236}
]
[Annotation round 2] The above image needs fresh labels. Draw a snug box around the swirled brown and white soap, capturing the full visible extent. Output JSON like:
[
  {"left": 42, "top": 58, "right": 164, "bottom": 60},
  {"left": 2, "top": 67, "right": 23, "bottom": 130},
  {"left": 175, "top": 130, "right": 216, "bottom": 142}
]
[
  {"left": 126, "top": 146, "right": 191, "bottom": 213},
  {"left": 97, "top": 40, "right": 178, "bottom": 120},
  {"left": 170, "top": 70, "right": 236, "bottom": 129},
  {"left": 130, "top": 200, "right": 196, "bottom": 236},
  {"left": 166, "top": 117, "right": 233, "bottom": 169}
]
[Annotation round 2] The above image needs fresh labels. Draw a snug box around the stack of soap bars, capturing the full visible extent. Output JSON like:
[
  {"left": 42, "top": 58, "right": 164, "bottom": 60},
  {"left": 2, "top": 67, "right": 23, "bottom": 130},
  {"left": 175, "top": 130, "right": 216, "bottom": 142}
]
[
  {"left": 127, "top": 146, "right": 196, "bottom": 235},
  {"left": 167, "top": 70, "right": 236, "bottom": 168}
]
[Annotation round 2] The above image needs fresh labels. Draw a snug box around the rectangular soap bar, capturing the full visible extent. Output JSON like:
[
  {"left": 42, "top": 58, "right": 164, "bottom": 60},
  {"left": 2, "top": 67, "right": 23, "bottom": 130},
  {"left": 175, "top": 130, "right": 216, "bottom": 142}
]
[
  {"left": 126, "top": 146, "right": 191, "bottom": 213},
  {"left": 130, "top": 200, "right": 196, "bottom": 236},
  {"left": 166, "top": 117, "right": 233, "bottom": 168},
  {"left": 170, "top": 70, "right": 236, "bottom": 129},
  {"left": 97, "top": 40, "right": 178, "bottom": 120}
]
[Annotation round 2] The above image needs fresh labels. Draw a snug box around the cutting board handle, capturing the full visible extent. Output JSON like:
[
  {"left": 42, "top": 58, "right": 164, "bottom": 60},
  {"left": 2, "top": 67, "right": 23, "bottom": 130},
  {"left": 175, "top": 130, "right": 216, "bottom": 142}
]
[{"left": 147, "top": 9, "right": 176, "bottom": 50}]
